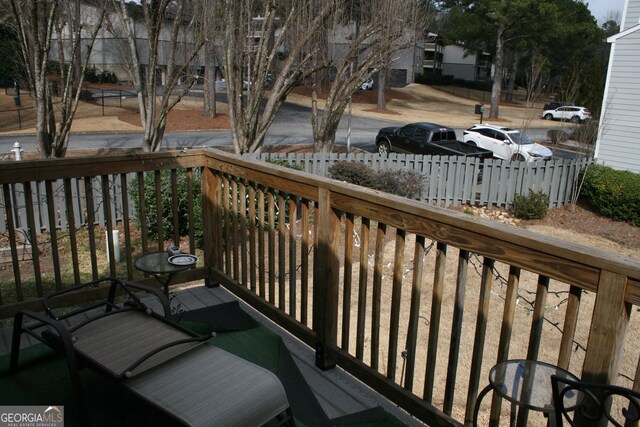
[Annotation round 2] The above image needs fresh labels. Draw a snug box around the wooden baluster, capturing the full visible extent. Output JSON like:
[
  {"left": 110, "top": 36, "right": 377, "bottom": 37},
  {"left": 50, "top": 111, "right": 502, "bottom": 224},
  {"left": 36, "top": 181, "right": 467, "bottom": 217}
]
[
  {"left": 2, "top": 184, "right": 18, "bottom": 301},
  {"left": 404, "top": 236, "right": 427, "bottom": 392},
  {"left": 278, "top": 193, "right": 286, "bottom": 309},
  {"left": 186, "top": 168, "right": 195, "bottom": 254},
  {"left": 171, "top": 169, "right": 179, "bottom": 246},
  {"left": 465, "top": 257, "right": 495, "bottom": 425},
  {"left": 223, "top": 175, "right": 232, "bottom": 276},
  {"left": 557, "top": 285, "right": 582, "bottom": 370},
  {"left": 489, "top": 266, "right": 521, "bottom": 425},
  {"left": 342, "top": 213, "right": 354, "bottom": 351},
  {"left": 257, "top": 186, "right": 266, "bottom": 297},
  {"left": 45, "top": 180, "right": 62, "bottom": 289},
  {"left": 356, "top": 217, "right": 370, "bottom": 361},
  {"left": 371, "top": 222, "right": 387, "bottom": 371},
  {"left": 101, "top": 175, "right": 117, "bottom": 278},
  {"left": 239, "top": 182, "right": 248, "bottom": 287},
  {"left": 387, "top": 228, "right": 406, "bottom": 381},
  {"left": 154, "top": 171, "right": 163, "bottom": 252},
  {"left": 120, "top": 174, "right": 133, "bottom": 280},
  {"left": 424, "top": 241, "right": 446, "bottom": 402},
  {"left": 84, "top": 177, "right": 99, "bottom": 280},
  {"left": 63, "top": 178, "right": 80, "bottom": 284},
  {"left": 231, "top": 178, "right": 239, "bottom": 280},
  {"left": 300, "top": 199, "right": 310, "bottom": 325},
  {"left": 136, "top": 172, "right": 148, "bottom": 254},
  {"left": 248, "top": 185, "right": 257, "bottom": 292},
  {"left": 444, "top": 249, "right": 470, "bottom": 415},
  {"left": 268, "top": 190, "right": 276, "bottom": 304},
  {"left": 23, "top": 182, "right": 41, "bottom": 297},
  {"left": 288, "top": 197, "right": 297, "bottom": 318}
]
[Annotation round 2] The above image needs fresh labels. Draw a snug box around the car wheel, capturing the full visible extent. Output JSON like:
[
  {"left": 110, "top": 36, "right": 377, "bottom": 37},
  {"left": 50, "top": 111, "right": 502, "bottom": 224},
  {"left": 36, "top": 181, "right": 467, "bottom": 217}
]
[
  {"left": 511, "top": 153, "right": 525, "bottom": 162},
  {"left": 544, "top": 114, "right": 553, "bottom": 120},
  {"left": 467, "top": 140, "right": 478, "bottom": 147},
  {"left": 378, "top": 141, "right": 390, "bottom": 156},
  {"left": 570, "top": 115, "right": 581, "bottom": 124}
]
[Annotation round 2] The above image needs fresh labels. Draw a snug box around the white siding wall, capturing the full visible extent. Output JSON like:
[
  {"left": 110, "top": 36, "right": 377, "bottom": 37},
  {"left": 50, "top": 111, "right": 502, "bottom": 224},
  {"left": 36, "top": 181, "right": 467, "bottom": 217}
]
[
  {"left": 623, "top": 0, "right": 640, "bottom": 30},
  {"left": 596, "top": 29, "right": 640, "bottom": 173}
]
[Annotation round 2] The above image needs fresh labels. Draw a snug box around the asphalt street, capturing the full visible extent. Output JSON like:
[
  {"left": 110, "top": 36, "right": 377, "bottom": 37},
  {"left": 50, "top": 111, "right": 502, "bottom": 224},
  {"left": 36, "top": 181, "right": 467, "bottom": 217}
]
[{"left": 0, "top": 94, "right": 577, "bottom": 158}]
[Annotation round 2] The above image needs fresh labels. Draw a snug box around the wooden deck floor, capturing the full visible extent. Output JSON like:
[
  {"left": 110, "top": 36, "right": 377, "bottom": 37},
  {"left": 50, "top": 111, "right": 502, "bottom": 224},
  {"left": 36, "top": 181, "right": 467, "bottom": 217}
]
[{"left": 1, "top": 283, "right": 423, "bottom": 426}]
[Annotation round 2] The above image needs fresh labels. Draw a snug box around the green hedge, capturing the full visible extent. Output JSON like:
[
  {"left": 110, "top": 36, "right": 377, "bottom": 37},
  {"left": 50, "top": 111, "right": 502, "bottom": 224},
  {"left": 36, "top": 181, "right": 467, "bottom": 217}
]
[
  {"left": 130, "top": 169, "right": 203, "bottom": 248},
  {"left": 581, "top": 164, "right": 640, "bottom": 225},
  {"left": 511, "top": 190, "right": 549, "bottom": 219}
]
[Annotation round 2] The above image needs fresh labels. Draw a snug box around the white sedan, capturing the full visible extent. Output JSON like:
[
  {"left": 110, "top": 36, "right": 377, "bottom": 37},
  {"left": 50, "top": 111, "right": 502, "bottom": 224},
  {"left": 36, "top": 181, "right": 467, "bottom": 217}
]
[
  {"left": 463, "top": 124, "right": 553, "bottom": 162},
  {"left": 542, "top": 106, "right": 591, "bottom": 123}
]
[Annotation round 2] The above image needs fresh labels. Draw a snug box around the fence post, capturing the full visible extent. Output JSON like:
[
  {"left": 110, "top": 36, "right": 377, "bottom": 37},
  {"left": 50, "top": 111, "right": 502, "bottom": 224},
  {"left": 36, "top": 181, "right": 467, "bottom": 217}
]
[{"left": 313, "top": 187, "right": 340, "bottom": 370}]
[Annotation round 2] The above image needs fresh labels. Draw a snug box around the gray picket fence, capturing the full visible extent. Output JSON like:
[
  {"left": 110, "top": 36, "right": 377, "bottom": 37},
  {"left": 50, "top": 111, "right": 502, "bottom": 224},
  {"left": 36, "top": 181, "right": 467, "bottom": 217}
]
[
  {"left": 253, "top": 152, "right": 590, "bottom": 209},
  {"left": 1, "top": 153, "right": 589, "bottom": 237},
  {"left": 1, "top": 175, "right": 130, "bottom": 239}
]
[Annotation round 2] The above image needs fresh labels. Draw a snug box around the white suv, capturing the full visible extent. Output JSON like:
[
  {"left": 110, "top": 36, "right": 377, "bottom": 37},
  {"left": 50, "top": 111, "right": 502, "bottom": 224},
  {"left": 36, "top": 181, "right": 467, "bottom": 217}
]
[
  {"left": 542, "top": 106, "right": 591, "bottom": 123},
  {"left": 462, "top": 124, "right": 553, "bottom": 162}
]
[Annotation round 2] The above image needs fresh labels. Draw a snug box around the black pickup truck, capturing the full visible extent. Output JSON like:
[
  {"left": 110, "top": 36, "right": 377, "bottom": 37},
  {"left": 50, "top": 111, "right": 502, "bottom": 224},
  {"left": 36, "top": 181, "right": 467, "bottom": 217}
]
[{"left": 376, "top": 122, "right": 493, "bottom": 158}]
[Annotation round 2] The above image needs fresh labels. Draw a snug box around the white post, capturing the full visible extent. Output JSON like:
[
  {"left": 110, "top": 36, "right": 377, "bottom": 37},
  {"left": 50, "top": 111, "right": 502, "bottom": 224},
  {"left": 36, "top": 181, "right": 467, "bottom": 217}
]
[
  {"left": 11, "top": 142, "right": 22, "bottom": 160},
  {"left": 106, "top": 230, "right": 120, "bottom": 262}
]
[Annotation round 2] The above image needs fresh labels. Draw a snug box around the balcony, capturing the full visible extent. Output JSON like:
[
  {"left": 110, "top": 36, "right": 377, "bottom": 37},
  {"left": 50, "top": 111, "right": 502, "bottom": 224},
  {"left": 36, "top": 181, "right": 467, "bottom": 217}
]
[{"left": 1, "top": 149, "right": 639, "bottom": 426}]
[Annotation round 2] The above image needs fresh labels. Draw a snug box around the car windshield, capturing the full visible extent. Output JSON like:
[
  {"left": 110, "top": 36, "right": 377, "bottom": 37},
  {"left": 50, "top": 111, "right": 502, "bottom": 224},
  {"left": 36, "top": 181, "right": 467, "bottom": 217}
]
[{"left": 510, "top": 132, "right": 533, "bottom": 145}]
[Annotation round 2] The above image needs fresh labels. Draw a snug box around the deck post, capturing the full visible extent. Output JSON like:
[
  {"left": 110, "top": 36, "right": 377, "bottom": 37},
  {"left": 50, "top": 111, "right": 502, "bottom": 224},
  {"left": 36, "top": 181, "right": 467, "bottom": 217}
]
[
  {"left": 578, "top": 270, "right": 630, "bottom": 426},
  {"left": 313, "top": 187, "right": 340, "bottom": 370},
  {"left": 202, "top": 166, "right": 222, "bottom": 287}
]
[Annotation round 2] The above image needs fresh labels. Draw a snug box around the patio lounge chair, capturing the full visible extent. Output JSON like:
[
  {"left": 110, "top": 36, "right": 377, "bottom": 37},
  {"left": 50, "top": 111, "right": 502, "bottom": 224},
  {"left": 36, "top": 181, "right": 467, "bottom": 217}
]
[{"left": 10, "top": 278, "right": 293, "bottom": 426}]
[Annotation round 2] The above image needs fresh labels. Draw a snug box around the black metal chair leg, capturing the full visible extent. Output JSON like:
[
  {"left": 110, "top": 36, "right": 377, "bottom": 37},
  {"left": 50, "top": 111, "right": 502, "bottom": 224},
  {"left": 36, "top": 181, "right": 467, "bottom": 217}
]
[{"left": 9, "top": 311, "right": 24, "bottom": 373}]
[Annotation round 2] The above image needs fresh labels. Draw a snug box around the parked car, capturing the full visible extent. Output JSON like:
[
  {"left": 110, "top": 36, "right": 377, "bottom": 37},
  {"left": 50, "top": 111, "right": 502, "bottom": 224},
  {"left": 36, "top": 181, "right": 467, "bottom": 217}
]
[
  {"left": 375, "top": 122, "right": 493, "bottom": 158},
  {"left": 542, "top": 106, "right": 591, "bottom": 123},
  {"left": 360, "top": 78, "right": 374, "bottom": 90},
  {"left": 462, "top": 124, "right": 553, "bottom": 162},
  {"left": 542, "top": 101, "right": 571, "bottom": 111}
]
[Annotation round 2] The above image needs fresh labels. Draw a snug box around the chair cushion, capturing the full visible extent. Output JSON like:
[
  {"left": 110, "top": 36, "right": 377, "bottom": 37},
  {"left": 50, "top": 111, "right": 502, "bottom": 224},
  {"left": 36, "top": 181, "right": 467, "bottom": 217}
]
[
  {"left": 72, "top": 310, "right": 203, "bottom": 377},
  {"left": 126, "top": 344, "right": 290, "bottom": 427}
]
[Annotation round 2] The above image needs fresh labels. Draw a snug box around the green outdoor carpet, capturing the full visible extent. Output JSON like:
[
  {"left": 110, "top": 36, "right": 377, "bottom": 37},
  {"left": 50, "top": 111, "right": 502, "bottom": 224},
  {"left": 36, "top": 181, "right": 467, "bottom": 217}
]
[{"left": 0, "top": 303, "right": 408, "bottom": 427}]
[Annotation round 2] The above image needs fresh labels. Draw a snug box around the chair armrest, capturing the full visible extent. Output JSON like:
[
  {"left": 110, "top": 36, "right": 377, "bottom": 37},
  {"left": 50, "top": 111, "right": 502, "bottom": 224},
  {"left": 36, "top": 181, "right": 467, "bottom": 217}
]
[
  {"left": 121, "top": 281, "right": 171, "bottom": 318},
  {"left": 43, "top": 278, "right": 122, "bottom": 319}
]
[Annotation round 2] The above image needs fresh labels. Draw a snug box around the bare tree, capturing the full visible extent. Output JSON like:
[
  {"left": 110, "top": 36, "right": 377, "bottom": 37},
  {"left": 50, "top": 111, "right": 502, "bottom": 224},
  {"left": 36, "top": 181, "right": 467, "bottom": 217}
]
[
  {"left": 202, "top": 0, "right": 222, "bottom": 118},
  {"left": 202, "top": 40, "right": 217, "bottom": 118},
  {"left": 8, "top": 0, "right": 105, "bottom": 158},
  {"left": 310, "top": 0, "right": 418, "bottom": 152},
  {"left": 222, "top": 0, "right": 336, "bottom": 154},
  {"left": 513, "top": 50, "right": 549, "bottom": 135},
  {"left": 107, "top": 0, "right": 205, "bottom": 152}
]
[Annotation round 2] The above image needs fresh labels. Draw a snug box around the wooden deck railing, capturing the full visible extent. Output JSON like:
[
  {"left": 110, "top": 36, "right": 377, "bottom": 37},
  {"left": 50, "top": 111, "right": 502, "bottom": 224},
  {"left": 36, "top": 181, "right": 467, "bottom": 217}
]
[{"left": 1, "top": 149, "right": 640, "bottom": 427}]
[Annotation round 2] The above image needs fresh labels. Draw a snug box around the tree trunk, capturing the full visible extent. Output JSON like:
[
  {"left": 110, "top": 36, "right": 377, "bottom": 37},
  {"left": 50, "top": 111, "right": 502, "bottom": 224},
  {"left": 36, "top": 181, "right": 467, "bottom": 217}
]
[
  {"left": 203, "top": 42, "right": 216, "bottom": 118},
  {"left": 489, "top": 24, "right": 506, "bottom": 119},
  {"left": 376, "top": 69, "right": 386, "bottom": 110},
  {"left": 505, "top": 51, "right": 518, "bottom": 103}
]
